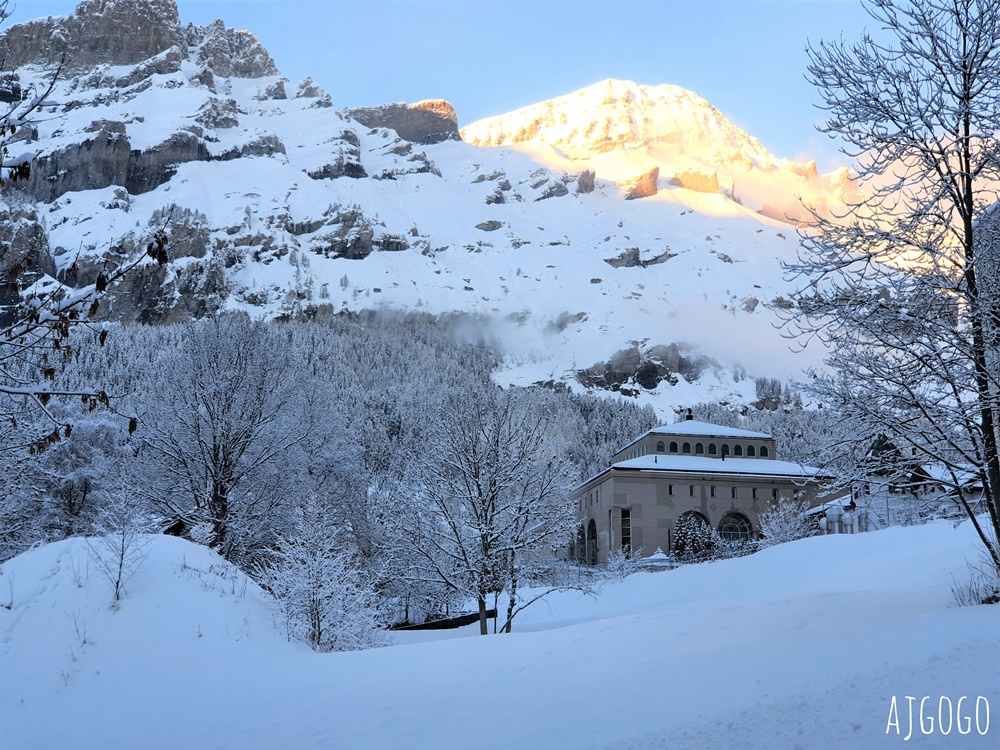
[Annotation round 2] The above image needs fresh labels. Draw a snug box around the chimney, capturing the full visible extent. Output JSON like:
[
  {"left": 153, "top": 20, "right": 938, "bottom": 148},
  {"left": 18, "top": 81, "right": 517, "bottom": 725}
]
[{"left": 685, "top": 408, "right": 693, "bottom": 421}]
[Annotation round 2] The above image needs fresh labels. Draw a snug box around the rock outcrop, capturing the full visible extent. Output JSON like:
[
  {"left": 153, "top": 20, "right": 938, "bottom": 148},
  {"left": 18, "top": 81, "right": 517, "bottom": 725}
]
[
  {"left": 0, "top": 0, "right": 185, "bottom": 71},
  {"left": 23, "top": 122, "right": 292, "bottom": 202},
  {"left": 307, "top": 130, "right": 367, "bottom": 180},
  {"left": 0, "top": 0, "right": 277, "bottom": 79},
  {"left": 623, "top": 167, "right": 659, "bottom": 200},
  {"left": 23, "top": 124, "right": 217, "bottom": 202},
  {"left": 0, "top": 193, "right": 56, "bottom": 280},
  {"left": 576, "top": 343, "right": 720, "bottom": 391},
  {"left": 195, "top": 98, "right": 241, "bottom": 130},
  {"left": 24, "top": 120, "right": 132, "bottom": 202},
  {"left": 187, "top": 19, "right": 278, "bottom": 79},
  {"left": 603, "top": 247, "right": 676, "bottom": 269},
  {"left": 668, "top": 168, "right": 721, "bottom": 195},
  {"left": 345, "top": 100, "right": 460, "bottom": 145},
  {"left": 126, "top": 131, "right": 211, "bottom": 194}
]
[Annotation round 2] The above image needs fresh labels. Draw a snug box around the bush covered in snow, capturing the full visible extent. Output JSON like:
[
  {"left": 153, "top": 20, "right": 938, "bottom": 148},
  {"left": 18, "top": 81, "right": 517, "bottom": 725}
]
[{"left": 757, "top": 496, "right": 816, "bottom": 549}]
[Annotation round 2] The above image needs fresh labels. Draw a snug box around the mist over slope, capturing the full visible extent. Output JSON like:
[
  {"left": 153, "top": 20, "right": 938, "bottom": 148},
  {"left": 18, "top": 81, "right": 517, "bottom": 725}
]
[{"left": 0, "top": 0, "right": 837, "bottom": 412}]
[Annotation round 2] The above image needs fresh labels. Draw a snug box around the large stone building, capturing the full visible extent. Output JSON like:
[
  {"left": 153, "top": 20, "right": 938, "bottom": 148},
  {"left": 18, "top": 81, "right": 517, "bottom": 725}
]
[{"left": 571, "top": 416, "right": 828, "bottom": 564}]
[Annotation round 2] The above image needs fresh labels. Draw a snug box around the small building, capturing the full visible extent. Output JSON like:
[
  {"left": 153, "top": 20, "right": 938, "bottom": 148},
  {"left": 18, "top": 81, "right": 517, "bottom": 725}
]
[
  {"left": 570, "top": 415, "right": 829, "bottom": 564},
  {"left": 850, "top": 435, "right": 987, "bottom": 528}
]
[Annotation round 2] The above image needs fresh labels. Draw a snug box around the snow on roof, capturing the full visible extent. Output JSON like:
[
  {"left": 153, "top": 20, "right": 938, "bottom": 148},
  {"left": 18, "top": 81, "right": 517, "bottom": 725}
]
[
  {"left": 638, "top": 420, "right": 772, "bottom": 441},
  {"left": 920, "top": 464, "right": 981, "bottom": 487},
  {"left": 611, "top": 454, "right": 822, "bottom": 479},
  {"left": 651, "top": 420, "right": 772, "bottom": 439}
]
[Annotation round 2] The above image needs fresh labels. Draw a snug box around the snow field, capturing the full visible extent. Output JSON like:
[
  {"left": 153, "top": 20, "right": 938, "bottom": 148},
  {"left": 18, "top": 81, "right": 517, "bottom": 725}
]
[{"left": 2, "top": 521, "right": 998, "bottom": 749}]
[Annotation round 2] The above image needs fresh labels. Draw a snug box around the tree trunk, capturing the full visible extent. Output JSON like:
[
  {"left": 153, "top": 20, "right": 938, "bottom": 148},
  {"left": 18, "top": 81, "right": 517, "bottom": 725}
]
[
  {"left": 477, "top": 595, "right": 488, "bottom": 635},
  {"left": 504, "top": 551, "right": 517, "bottom": 633},
  {"left": 209, "top": 480, "right": 229, "bottom": 552}
]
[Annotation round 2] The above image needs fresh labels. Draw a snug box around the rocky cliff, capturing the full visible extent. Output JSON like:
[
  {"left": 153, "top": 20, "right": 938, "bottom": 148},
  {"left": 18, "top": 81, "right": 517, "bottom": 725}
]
[
  {"left": 345, "top": 99, "right": 461, "bottom": 145},
  {"left": 0, "top": 2, "right": 823, "bottom": 409},
  {"left": 0, "top": 0, "right": 275, "bottom": 77}
]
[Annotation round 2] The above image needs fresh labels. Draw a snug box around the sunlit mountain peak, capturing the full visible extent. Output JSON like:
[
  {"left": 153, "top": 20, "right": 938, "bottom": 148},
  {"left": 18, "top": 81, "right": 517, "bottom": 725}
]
[{"left": 462, "top": 78, "right": 857, "bottom": 225}]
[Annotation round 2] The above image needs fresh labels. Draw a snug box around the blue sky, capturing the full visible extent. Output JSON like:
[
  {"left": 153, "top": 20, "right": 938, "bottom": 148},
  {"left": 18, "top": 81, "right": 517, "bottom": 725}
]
[{"left": 15, "top": 0, "right": 874, "bottom": 170}]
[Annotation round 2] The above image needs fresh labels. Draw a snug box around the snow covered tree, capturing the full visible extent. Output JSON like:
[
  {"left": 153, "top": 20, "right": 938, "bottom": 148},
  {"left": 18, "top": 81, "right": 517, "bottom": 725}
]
[
  {"left": 785, "top": 0, "right": 1000, "bottom": 575},
  {"left": 403, "top": 388, "right": 576, "bottom": 635},
  {"left": 256, "top": 499, "right": 388, "bottom": 652},
  {"left": 672, "top": 512, "right": 716, "bottom": 563},
  {"left": 87, "top": 488, "right": 153, "bottom": 604},
  {"left": 605, "top": 545, "right": 644, "bottom": 580},
  {"left": 138, "top": 314, "right": 314, "bottom": 564},
  {"left": 758, "top": 496, "right": 815, "bottom": 548}
]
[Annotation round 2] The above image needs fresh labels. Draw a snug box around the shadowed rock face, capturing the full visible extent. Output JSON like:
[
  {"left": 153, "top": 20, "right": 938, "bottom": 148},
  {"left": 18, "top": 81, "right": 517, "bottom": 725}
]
[
  {"left": 0, "top": 194, "right": 57, "bottom": 326},
  {"left": 22, "top": 124, "right": 213, "bottom": 203},
  {"left": 346, "top": 100, "right": 461, "bottom": 145},
  {"left": 0, "top": 0, "right": 276, "bottom": 79},
  {"left": 576, "top": 343, "right": 720, "bottom": 391},
  {"left": 186, "top": 19, "right": 278, "bottom": 79},
  {"left": 0, "top": 0, "right": 185, "bottom": 71},
  {"left": 0, "top": 195, "right": 56, "bottom": 278}
]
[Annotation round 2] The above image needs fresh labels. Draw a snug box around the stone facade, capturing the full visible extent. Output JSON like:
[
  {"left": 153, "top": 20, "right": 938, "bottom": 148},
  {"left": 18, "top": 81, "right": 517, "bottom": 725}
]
[{"left": 571, "top": 418, "right": 827, "bottom": 564}]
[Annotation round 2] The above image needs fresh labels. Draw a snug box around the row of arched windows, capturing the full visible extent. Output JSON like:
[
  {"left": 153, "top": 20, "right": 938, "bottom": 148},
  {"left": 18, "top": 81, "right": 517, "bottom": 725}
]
[
  {"left": 572, "top": 510, "right": 755, "bottom": 563},
  {"left": 656, "top": 440, "right": 769, "bottom": 458}
]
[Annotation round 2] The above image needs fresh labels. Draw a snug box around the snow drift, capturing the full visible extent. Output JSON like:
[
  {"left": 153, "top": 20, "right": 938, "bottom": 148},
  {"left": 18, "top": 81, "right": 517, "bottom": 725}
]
[{"left": 2, "top": 522, "right": 997, "bottom": 749}]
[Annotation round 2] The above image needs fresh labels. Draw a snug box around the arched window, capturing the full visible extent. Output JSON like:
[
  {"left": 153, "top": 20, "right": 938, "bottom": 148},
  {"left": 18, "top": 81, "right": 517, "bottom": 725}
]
[
  {"left": 734, "top": 445, "right": 743, "bottom": 456},
  {"left": 718, "top": 513, "right": 752, "bottom": 542},
  {"left": 695, "top": 443, "right": 704, "bottom": 455},
  {"left": 721, "top": 444, "right": 730, "bottom": 456},
  {"left": 656, "top": 440, "right": 665, "bottom": 453},
  {"left": 682, "top": 442, "right": 692, "bottom": 454},
  {"left": 760, "top": 446, "right": 769, "bottom": 458},
  {"left": 747, "top": 445, "right": 756, "bottom": 457},
  {"left": 669, "top": 441, "right": 679, "bottom": 453},
  {"left": 708, "top": 444, "right": 717, "bottom": 456}
]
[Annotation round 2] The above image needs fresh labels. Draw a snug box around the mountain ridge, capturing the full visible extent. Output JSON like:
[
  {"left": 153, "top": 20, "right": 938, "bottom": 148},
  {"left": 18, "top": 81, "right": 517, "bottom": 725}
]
[
  {"left": 0, "top": 0, "right": 827, "bottom": 413},
  {"left": 462, "top": 77, "right": 858, "bottom": 225}
]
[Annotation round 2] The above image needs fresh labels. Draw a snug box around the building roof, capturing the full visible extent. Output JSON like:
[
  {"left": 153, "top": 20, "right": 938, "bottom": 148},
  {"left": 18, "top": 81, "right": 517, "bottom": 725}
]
[
  {"left": 642, "top": 420, "right": 772, "bottom": 439},
  {"left": 614, "top": 454, "right": 820, "bottom": 477},
  {"left": 603, "top": 454, "right": 823, "bottom": 481}
]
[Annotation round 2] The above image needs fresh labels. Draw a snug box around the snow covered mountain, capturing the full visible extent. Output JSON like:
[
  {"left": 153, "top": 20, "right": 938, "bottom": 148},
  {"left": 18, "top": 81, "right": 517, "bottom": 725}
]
[
  {"left": 461, "top": 78, "right": 859, "bottom": 226},
  {"left": 0, "top": 0, "right": 836, "bottom": 413}
]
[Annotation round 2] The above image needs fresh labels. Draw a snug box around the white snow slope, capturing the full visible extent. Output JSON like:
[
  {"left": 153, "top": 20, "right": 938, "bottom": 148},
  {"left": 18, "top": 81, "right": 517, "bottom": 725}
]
[{"left": 2, "top": 523, "right": 997, "bottom": 749}]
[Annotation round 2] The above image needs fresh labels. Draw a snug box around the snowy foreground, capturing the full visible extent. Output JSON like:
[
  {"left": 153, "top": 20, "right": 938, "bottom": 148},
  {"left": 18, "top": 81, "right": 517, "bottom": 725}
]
[{"left": 2, "top": 524, "right": 998, "bottom": 749}]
